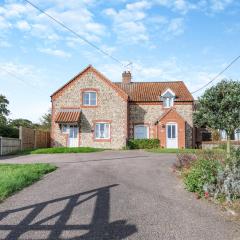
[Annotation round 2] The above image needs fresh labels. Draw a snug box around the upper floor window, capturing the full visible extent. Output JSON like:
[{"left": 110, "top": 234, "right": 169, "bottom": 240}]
[
  {"left": 161, "top": 88, "right": 175, "bottom": 108},
  {"left": 83, "top": 91, "right": 97, "bottom": 106},
  {"left": 164, "top": 97, "right": 174, "bottom": 108}
]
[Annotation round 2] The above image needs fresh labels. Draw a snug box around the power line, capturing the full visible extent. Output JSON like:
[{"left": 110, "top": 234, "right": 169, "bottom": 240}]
[
  {"left": 24, "top": 0, "right": 125, "bottom": 67},
  {"left": 191, "top": 55, "right": 240, "bottom": 95}
]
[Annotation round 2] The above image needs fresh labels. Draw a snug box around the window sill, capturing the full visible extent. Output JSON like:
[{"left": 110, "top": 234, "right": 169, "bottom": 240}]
[
  {"left": 81, "top": 105, "right": 98, "bottom": 108},
  {"left": 94, "top": 138, "right": 111, "bottom": 142}
]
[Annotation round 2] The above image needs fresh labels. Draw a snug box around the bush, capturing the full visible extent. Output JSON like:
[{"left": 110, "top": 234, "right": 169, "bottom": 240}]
[
  {"left": 173, "top": 153, "right": 197, "bottom": 170},
  {"left": 215, "top": 148, "right": 240, "bottom": 201},
  {"left": 0, "top": 125, "right": 19, "bottom": 138},
  {"left": 184, "top": 158, "right": 222, "bottom": 196},
  {"left": 127, "top": 139, "right": 160, "bottom": 149}
]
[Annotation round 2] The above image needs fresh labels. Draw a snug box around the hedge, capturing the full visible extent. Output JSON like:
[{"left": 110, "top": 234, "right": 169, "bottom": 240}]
[{"left": 127, "top": 139, "right": 160, "bottom": 149}]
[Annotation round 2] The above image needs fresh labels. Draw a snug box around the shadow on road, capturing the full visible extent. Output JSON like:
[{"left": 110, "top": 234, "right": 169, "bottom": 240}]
[{"left": 0, "top": 184, "right": 137, "bottom": 239}]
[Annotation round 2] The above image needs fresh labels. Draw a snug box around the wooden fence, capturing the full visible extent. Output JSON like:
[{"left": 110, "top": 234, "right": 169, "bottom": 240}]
[
  {"left": 0, "top": 137, "right": 21, "bottom": 156},
  {"left": 0, "top": 127, "right": 50, "bottom": 156}
]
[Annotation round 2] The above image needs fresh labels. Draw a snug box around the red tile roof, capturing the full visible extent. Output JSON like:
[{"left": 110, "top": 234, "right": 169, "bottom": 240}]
[
  {"left": 55, "top": 111, "right": 81, "bottom": 123},
  {"left": 114, "top": 81, "right": 194, "bottom": 102}
]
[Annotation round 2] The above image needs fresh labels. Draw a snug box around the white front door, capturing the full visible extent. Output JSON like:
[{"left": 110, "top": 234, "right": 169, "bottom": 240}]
[
  {"left": 68, "top": 125, "right": 79, "bottom": 147},
  {"left": 166, "top": 123, "right": 178, "bottom": 148}
]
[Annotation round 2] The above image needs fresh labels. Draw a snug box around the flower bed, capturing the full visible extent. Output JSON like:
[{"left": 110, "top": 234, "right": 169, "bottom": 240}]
[{"left": 173, "top": 149, "right": 240, "bottom": 217}]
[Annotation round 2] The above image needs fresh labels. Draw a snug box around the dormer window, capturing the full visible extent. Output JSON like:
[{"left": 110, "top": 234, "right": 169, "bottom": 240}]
[
  {"left": 164, "top": 97, "right": 174, "bottom": 108},
  {"left": 161, "top": 89, "right": 175, "bottom": 108}
]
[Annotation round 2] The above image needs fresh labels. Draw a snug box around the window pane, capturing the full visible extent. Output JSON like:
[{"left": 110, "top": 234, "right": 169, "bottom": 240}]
[
  {"left": 100, "top": 124, "right": 105, "bottom": 138},
  {"left": 172, "top": 125, "right": 176, "bottom": 138},
  {"left": 167, "top": 125, "right": 172, "bottom": 138},
  {"left": 90, "top": 92, "right": 97, "bottom": 105},
  {"left": 83, "top": 93, "right": 90, "bottom": 105},
  {"left": 134, "top": 125, "right": 148, "bottom": 139},
  {"left": 105, "top": 124, "right": 110, "bottom": 138},
  {"left": 164, "top": 97, "right": 174, "bottom": 107},
  {"left": 62, "top": 124, "right": 68, "bottom": 133}
]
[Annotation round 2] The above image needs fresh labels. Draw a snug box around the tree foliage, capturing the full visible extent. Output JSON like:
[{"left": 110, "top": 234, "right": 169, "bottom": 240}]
[
  {"left": 9, "top": 118, "right": 34, "bottom": 128},
  {"left": 0, "top": 95, "right": 9, "bottom": 126},
  {"left": 194, "top": 79, "right": 240, "bottom": 155},
  {"left": 39, "top": 109, "right": 51, "bottom": 130}
]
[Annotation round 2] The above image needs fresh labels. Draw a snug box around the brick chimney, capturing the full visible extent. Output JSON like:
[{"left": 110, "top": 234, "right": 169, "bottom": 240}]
[{"left": 122, "top": 71, "right": 132, "bottom": 84}]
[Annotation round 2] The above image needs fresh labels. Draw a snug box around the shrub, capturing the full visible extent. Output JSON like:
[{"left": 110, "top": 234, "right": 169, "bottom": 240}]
[
  {"left": 215, "top": 148, "right": 240, "bottom": 201},
  {"left": 0, "top": 125, "right": 19, "bottom": 138},
  {"left": 184, "top": 158, "right": 222, "bottom": 196},
  {"left": 127, "top": 139, "right": 160, "bottom": 149},
  {"left": 173, "top": 153, "right": 197, "bottom": 170},
  {"left": 196, "top": 149, "right": 226, "bottom": 164}
]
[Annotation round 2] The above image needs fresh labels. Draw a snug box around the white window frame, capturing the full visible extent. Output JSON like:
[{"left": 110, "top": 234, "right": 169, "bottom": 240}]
[
  {"left": 161, "top": 88, "right": 175, "bottom": 108},
  {"left": 95, "top": 122, "right": 110, "bottom": 140},
  {"left": 164, "top": 97, "right": 174, "bottom": 108},
  {"left": 134, "top": 125, "right": 149, "bottom": 139},
  {"left": 83, "top": 91, "right": 97, "bottom": 106}
]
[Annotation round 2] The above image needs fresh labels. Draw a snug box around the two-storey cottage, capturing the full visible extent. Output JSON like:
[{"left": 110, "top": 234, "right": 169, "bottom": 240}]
[{"left": 51, "top": 65, "right": 194, "bottom": 149}]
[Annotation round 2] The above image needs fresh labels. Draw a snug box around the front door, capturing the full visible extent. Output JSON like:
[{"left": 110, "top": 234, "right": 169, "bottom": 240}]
[
  {"left": 68, "top": 125, "right": 79, "bottom": 147},
  {"left": 166, "top": 123, "right": 178, "bottom": 148}
]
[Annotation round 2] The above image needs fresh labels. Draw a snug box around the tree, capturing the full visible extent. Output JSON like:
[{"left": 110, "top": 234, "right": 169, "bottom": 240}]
[
  {"left": 194, "top": 80, "right": 240, "bottom": 156},
  {"left": 0, "top": 95, "right": 9, "bottom": 126},
  {"left": 9, "top": 118, "right": 34, "bottom": 128},
  {"left": 39, "top": 109, "right": 51, "bottom": 130}
]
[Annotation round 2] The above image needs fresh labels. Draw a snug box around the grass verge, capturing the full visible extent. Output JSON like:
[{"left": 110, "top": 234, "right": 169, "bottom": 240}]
[
  {"left": 16, "top": 147, "right": 105, "bottom": 155},
  {"left": 146, "top": 148, "right": 198, "bottom": 154},
  {"left": 0, "top": 163, "right": 57, "bottom": 202}
]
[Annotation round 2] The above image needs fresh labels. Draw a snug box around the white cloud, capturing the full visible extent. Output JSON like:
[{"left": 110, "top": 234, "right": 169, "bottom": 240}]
[
  {"left": 0, "top": 0, "right": 106, "bottom": 45},
  {"left": 0, "top": 15, "right": 12, "bottom": 29},
  {"left": 153, "top": 0, "right": 197, "bottom": 14},
  {"left": 16, "top": 20, "right": 31, "bottom": 31},
  {"left": 210, "top": 0, "right": 233, "bottom": 11},
  {"left": 104, "top": 1, "right": 151, "bottom": 44},
  {"left": 166, "top": 18, "right": 184, "bottom": 36},
  {"left": 38, "top": 48, "right": 71, "bottom": 58}
]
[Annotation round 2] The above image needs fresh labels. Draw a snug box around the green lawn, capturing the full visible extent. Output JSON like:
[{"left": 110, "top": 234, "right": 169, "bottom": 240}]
[
  {"left": 0, "top": 163, "right": 57, "bottom": 202},
  {"left": 147, "top": 148, "right": 198, "bottom": 154},
  {"left": 18, "top": 147, "right": 105, "bottom": 155}
]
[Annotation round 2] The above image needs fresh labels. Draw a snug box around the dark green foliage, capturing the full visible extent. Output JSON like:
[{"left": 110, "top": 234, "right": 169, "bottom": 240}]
[
  {"left": 38, "top": 109, "right": 51, "bottom": 130},
  {"left": 0, "top": 163, "right": 57, "bottom": 201},
  {"left": 0, "top": 124, "right": 19, "bottom": 138},
  {"left": 127, "top": 139, "right": 160, "bottom": 149},
  {"left": 0, "top": 95, "right": 9, "bottom": 117},
  {"left": 184, "top": 158, "right": 222, "bottom": 196},
  {"left": 9, "top": 118, "right": 34, "bottom": 128},
  {"left": 193, "top": 80, "right": 240, "bottom": 155}
]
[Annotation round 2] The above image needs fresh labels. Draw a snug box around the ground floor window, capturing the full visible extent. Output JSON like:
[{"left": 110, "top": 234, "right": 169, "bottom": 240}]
[
  {"left": 95, "top": 123, "right": 110, "bottom": 139},
  {"left": 134, "top": 125, "right": 149, "bottom": 139}
]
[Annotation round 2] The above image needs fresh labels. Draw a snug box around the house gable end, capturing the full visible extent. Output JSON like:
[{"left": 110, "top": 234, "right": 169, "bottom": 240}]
[{"left": 51, "top": 65, "right": 128, "bottom": 101}]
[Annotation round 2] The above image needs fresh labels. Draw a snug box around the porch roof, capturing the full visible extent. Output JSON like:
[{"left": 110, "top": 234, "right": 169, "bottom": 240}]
[{"left": 55, "top": 111, "right": 81, "bottom": 123}]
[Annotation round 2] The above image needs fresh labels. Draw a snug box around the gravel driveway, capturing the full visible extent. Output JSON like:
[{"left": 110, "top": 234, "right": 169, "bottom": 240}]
[{"left": 0, "top": 150, "right": 239, "bottom": 240}]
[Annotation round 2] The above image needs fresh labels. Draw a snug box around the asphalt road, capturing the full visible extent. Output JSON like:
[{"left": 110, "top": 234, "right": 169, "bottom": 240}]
[{"left": 0, "top": 150, "right": 239, "bottom": 240}]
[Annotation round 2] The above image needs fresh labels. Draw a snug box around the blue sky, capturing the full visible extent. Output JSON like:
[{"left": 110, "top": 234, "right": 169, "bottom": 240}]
[{"left": 0, "top": 0, "right": 240, "bottom": 122}]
